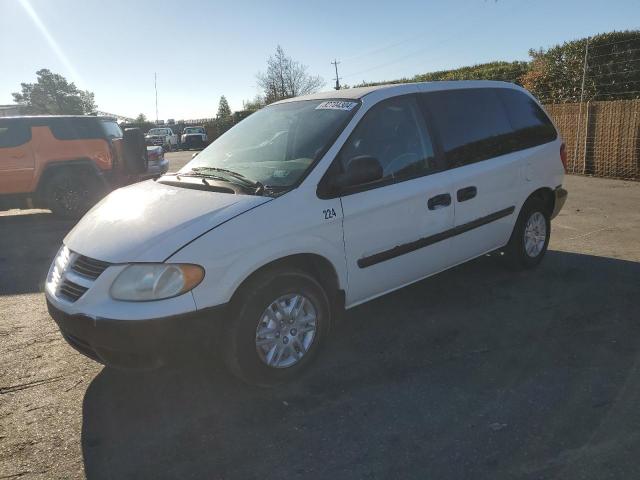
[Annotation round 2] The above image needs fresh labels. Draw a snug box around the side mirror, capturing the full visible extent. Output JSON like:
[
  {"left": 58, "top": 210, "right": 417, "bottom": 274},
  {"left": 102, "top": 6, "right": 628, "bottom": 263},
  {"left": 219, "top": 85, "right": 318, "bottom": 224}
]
[{"left": 343, "top": 155, "right": 383, "bottom": 186}]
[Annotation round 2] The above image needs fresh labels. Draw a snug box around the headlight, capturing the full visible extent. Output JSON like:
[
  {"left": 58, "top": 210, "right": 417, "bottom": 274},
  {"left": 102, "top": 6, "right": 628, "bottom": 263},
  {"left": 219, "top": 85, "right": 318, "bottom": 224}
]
[
  {"left": 46, "top": 245, "right": 71, "bottom": 296},
  {"left": 110, "top": 264, "right": 204, "bottom": 301}
]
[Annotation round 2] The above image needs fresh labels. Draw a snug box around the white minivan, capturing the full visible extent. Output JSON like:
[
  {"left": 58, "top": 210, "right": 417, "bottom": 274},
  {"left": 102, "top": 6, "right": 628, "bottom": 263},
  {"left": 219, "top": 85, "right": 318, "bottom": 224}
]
[{"left": 46, "top": 81, "right": 567, "bottom": 385}]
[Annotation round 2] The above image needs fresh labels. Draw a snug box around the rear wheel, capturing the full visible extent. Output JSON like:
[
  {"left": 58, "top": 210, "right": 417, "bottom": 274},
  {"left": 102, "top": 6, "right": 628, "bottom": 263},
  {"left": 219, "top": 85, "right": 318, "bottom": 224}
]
[
  {"left": 502, "top": 197, "right": 550, "bottom": 270},
  {"left": 43, "top": 170, "right": 100, "bottom": 218},
  {"left": 222, "top": 268, "right": 331, "bottom": 386}
]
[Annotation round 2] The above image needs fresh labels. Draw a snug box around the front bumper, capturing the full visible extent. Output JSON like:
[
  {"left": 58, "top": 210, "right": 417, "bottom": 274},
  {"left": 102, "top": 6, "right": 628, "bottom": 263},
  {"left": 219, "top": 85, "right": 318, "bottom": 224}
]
[
  {"left": 551, "top": 186, "right": 568, "bottom": 219},
  {"left": 47, "top": 300, "right": 227, "bottom": 369}
]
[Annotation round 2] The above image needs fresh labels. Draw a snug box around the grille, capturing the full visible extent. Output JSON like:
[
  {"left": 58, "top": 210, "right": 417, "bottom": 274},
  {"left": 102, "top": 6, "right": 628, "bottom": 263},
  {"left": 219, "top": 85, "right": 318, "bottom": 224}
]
[
  {"left": 71, "top": 255, "right": 110, "bottom": 279},
  {"left": 48, "top": 248, "right": 111, "bottom": 304},
  {"left": 58, "top": 279, "right": 89, "bottom": 302}
]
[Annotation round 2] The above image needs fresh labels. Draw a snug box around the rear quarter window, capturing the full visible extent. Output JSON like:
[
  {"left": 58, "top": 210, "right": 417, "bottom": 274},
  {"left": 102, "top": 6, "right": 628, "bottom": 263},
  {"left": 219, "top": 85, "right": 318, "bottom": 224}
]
[
  {"left": 498, "top": 89, "right": 557, "bottom": 148},
  {"left": 0, "top": 120, "right": 31, "bottom": 148}
]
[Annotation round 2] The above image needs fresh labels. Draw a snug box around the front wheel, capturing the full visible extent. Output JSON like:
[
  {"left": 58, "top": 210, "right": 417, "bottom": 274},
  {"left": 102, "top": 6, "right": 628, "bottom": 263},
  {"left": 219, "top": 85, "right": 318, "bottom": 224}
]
[
  {"left": 501, "top": 198, "right": 550, "bottom": 270},
  {"left": 222, "top": 269, "right": 331, "bottom": 386},
  {"left": 43, "top": 171, "right": 101, "bottom": 218}
]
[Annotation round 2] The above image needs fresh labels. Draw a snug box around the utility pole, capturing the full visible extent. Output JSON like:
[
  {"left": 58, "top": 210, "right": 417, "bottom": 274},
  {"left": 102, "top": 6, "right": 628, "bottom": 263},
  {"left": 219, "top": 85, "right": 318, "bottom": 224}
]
[
  {"left": 154, "top": 72, "right": 159, "bottom": 124},
  {"left": 331, "top": 59, "right": 341, "bottom": 90},
  {"left": 573, "top": 37, "right": 590, "bottom": 171}
]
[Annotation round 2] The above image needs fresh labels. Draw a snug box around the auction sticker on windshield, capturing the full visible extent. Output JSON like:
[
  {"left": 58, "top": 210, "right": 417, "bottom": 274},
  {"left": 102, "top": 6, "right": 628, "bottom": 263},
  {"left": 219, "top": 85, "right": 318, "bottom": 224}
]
[{"left": 315, "top": 100, "right": 358, "bottom": 111}]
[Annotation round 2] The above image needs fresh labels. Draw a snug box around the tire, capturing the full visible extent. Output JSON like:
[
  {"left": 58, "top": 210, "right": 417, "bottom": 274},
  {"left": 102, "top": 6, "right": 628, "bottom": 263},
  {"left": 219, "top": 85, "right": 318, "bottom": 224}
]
[
  {"left": 502, "top": 197, "right": 551, "bottom": 270},
  {"left": 222, "top": 268, "right": 331, "bottom": 386},
  {"left": 43, "top": 170, "right": 101, "bottom": 218}
]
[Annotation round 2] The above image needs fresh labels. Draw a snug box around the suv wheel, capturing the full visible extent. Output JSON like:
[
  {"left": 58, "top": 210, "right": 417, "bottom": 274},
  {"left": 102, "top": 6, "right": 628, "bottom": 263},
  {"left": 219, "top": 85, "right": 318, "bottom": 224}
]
[
  {"left": 222, "top": 268, "right": 331, "bottom": 386},
  {"left": 502, "top": 197, "right": 550, "bottom": 270},
  {"left": 43, "top": 171, "right": 99, "bottom": 218}
]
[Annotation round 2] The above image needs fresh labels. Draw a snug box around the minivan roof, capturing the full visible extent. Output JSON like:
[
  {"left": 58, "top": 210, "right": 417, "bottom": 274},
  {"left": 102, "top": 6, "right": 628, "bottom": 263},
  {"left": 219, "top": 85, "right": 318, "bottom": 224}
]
[{"left": 273, "top": 80, "right": 523, "bottom": 105}]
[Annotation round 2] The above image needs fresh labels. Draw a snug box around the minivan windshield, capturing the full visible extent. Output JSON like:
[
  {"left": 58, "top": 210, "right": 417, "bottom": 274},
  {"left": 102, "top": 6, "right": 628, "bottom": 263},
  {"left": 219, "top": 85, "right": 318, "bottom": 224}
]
[{"left": 181, "top": 99, "right": 359, "bottom": 190}]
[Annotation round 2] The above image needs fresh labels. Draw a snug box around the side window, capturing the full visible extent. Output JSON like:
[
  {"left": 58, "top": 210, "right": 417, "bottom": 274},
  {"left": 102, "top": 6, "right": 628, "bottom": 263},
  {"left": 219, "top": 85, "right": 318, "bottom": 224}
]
[
  {"left": 498, "top": 89, "right": 557, "bottom": 148},
  {"left": 100, "top": 121, "right": 123, "bottom": 139},
  {"left": 48, "top": 119, "right": 102, "bottom": 140},
  {"left": 0, "top": 121, "right": 31, "bottom": 148},
  {"left": 424, "top": 89, "right": 513, "bottom": 167},
  {"left": 338, "top": 95, "right": 436, "bottom": 183}
]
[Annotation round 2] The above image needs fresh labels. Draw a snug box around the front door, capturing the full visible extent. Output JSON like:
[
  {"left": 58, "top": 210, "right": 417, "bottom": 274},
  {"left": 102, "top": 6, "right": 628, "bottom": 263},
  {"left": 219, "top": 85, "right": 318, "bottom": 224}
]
[{"left": 334, "top": 95, "right": 454, "bottom": 306}]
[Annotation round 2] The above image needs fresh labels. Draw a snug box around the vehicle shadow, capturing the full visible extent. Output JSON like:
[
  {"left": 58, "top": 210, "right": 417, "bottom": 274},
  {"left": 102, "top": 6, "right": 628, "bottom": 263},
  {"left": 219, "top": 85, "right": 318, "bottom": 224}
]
[
  {"left": 81, "top": 250, "right": 640, "bottom": 480},
  {"left": 0, "top": 212, "right": 76, "bottom": 295}
]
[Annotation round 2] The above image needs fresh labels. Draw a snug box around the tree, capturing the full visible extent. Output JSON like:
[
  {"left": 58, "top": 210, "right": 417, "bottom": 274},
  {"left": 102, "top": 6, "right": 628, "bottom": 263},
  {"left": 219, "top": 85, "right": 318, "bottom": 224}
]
[
  {"left": 217, "top": 95, "right": 232, "bottom": 119},
  {"left": 256, "top": 46, "right": 324, "bottom": 104},
  {"left": 134, "top": 113, "right": 147, "bottom": 123},
  {"left": 356, "top": 61, "right": 530, "bottom": 88},
  {"left": 520, "top": 30, "right": 640, "bottom": 103},
  {"left": 242, "top": 95, "right": 266, "bottom": 111},
  {"left": 12, "top": 69, "right": 97, "bottom": 114}
]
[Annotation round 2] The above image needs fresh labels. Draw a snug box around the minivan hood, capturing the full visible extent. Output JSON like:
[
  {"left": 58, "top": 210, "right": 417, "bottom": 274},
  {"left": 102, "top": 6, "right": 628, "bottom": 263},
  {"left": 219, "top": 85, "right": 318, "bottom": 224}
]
[{"left": 64, "top": 180, "right": 271, "bottom": 263}]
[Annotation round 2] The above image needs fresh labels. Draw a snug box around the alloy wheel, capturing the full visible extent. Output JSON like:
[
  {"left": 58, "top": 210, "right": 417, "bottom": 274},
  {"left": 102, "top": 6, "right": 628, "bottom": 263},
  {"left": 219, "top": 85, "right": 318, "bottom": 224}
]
[{"left": 255, "top": 293, "right": 317, "bottom": 368}]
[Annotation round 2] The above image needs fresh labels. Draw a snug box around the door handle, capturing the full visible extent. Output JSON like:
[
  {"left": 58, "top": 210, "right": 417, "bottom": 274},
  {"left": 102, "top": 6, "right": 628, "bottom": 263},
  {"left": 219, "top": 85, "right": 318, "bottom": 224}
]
[
  {"left": 428, "top": 193, "right": 451, "bottom": 210},
  {"left": 456, "top": 186, "right": 477, "bottom": 202}
]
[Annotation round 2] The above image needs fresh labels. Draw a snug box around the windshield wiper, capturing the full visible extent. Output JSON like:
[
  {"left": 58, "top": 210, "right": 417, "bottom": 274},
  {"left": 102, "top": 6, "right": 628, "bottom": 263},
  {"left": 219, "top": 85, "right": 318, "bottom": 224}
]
[{"left": 189, "top": 167, "right": 265, "bottom": 193}]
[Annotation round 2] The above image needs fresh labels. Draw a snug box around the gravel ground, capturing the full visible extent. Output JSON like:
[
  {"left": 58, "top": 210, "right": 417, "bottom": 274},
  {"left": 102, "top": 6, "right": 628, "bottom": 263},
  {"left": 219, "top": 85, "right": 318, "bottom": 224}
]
[{"left": 1, "top": 170, "right": 639, "bottom": 479}]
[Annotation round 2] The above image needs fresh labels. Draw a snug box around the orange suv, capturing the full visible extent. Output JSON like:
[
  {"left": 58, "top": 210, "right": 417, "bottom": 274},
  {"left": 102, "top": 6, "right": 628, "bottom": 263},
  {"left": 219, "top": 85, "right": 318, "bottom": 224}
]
[{"left": 0, "top": 115, "right": 168, "bottom": 217}]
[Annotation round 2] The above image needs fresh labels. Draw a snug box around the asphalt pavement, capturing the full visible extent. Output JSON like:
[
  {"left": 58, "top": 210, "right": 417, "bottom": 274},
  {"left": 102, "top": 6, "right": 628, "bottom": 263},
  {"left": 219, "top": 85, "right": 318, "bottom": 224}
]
[{"left": 1, "top": 165, "right": 639, "bottom": 480}]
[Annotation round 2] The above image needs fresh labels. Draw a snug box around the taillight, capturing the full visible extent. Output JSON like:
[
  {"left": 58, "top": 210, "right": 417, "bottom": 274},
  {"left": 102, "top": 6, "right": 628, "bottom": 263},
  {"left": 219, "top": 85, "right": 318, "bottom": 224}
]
[{"left": 560, "top": 143, "right": 568, "bottom": 172}]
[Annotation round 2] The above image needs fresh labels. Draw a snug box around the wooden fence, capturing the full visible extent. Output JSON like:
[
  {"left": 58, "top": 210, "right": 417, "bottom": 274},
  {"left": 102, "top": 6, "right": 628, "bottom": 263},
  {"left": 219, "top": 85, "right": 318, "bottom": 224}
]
[{"left": 544, "top": 100, "right": 639, "bottom": 180}]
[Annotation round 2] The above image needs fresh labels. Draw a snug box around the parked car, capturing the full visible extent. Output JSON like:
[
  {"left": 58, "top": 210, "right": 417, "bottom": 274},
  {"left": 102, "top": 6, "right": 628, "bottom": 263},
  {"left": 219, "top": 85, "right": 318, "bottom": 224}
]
[
  {"left": 0, "top": 116, "right": 167, "bottom": 217},
  {"left": 180, "top": 126, "right": 207, "bottom": 150},
  {"left": 145, "top": 145, "right": 169, "bottom": 177},
  {"left": 46, "top": 81, "right": 567, "bottom": 385},
  {"left": 145, "top": 127, "right": 178, "bottom": 151}
]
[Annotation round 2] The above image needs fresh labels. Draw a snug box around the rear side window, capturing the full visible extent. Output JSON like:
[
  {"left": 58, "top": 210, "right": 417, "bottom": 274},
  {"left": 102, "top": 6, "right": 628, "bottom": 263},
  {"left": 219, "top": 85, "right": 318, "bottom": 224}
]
[
  {"left": 498, "top": 89, "right": 557, "bottom": 148},
  {"left": 0, "top": 121, "right": 31, "bottom": 148},
  {"left": 100, "top": 121, "right": 123, "bottom": 139},
  {"left": 423, "top": 89, "right": 513, "bottom": 167}
]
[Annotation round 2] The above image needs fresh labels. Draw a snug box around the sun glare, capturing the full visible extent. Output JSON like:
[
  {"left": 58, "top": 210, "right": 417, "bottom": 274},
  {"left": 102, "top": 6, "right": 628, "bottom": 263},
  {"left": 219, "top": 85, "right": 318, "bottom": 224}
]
[{"left": 17, "top": 0, "right": 85, "bottom": 88}]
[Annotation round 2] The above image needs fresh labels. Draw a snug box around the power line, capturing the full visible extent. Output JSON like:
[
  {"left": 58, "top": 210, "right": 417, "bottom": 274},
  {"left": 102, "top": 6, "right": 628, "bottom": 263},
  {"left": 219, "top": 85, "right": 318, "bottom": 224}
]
[
  {"left": 588, "top": 47, "right": 640, "bottom": 60},
  {"left": 340, "top": 0, "right": 527, "bottom": 81},
  {"left": 587, "top": 35, "right": 640, "bottom": 49}
]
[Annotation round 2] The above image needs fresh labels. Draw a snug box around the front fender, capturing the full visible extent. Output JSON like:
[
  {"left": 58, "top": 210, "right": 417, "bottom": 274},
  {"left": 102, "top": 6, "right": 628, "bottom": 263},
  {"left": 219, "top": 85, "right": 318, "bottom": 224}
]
[{"left": 168, "top": 192, "right": 347, "bottom": 310}]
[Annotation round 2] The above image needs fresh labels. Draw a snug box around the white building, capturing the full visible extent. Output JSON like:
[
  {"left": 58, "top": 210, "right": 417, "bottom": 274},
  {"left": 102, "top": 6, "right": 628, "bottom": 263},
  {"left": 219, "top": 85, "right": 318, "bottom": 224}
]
[{"left": 0, "top": 105, "right": 24, "bottom": 117}]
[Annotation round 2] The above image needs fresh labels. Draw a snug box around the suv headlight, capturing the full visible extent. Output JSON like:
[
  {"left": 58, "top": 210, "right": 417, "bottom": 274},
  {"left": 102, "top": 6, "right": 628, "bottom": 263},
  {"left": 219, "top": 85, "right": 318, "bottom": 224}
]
[{"left": 110, "top": 264, "right": 204, "bottom": 301}]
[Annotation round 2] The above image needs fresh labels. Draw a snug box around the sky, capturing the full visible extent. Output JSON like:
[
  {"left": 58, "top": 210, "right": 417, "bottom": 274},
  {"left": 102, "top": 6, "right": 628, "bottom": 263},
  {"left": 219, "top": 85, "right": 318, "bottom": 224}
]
[{"left": 1, "top": 0, "right": 638, "bottom": 121}]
